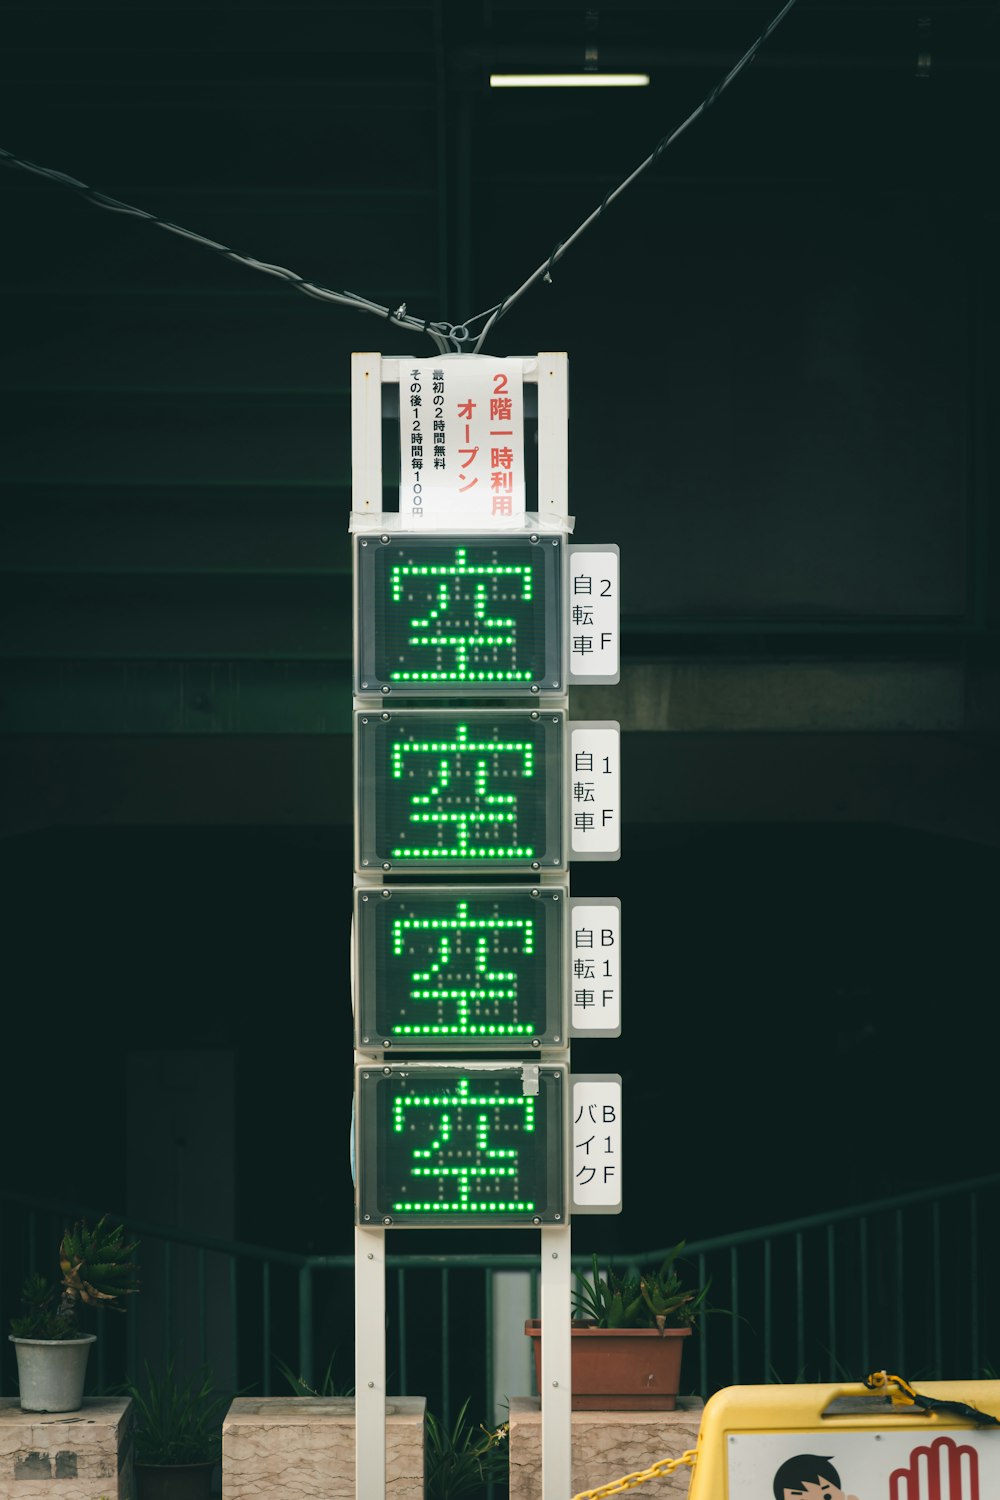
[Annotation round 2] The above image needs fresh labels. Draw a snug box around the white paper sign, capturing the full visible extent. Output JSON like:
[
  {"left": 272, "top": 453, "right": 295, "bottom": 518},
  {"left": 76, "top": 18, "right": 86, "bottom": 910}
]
[
  {"left": 572, "top": 1076, "right": 622, "bottom": 1213},
  {"left": 728, "top": 1428, "right": 1000, "bottom": 1499},
  {"left": 567, "top": 545, "right": 620, "bottom": 683},
  {"left": 399, "top": 355, "right": 525, "bottom": 528},
  {"left": 569, "top": 722, "right": 621, "bottom": 859},
  {"left": 568, "top": 899, "right": 621, "bottom": 1035}
]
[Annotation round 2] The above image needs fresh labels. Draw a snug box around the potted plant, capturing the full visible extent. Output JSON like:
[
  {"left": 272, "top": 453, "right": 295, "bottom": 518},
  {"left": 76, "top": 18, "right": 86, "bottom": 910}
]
[
  {"left": 8, "top": 1217, "right": 139, "bottom": 1412},
  {"left": 524, "top": 1241, "right": 710, "bottom": 1410},
  {"left": 275, "top": 1350, "right": 353, "bottom": 1396},
  {"left": 121, "top": 1361, "right": 228, "bottom": 1500},
  {"left": 425, "top": 1399, "right": 509, "bottom": 1500}
]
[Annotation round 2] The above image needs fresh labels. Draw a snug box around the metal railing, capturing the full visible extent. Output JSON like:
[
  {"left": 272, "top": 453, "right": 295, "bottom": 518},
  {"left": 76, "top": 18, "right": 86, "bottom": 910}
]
[{"left": 3, "top": 1172, "right": 999, "bottom": 1425}]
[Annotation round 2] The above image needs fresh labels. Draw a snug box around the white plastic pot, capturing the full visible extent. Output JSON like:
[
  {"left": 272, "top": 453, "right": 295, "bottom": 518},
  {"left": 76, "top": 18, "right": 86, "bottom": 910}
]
[{"left": 9, "top": 1334, "right": 96, "bottom": 1412}]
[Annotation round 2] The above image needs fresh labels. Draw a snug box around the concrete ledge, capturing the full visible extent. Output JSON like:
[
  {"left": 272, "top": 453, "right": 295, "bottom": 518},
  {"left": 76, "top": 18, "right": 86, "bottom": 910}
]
[
  {"left": 222, "top": 1397, "right": 426, "bottom": 1500},
  {"left": 0, "top": 1397, "right": 134, "bottom": 1500},
  {"left": 507, "top": 1395, "right": 704, "bottom": 1500}
]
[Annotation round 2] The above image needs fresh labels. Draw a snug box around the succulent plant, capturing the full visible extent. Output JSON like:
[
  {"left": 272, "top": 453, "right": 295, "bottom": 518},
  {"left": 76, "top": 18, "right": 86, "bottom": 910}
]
[
  {"left": 639, "top": 1241, "right": 710, "bottom": 1330},
  {"left": 9, "top": 1217, "right": 139, "bottom": 1340},
  {"left": 572, "top": 1242, "right": 711, "bottom": 1332},
  {"left": 58, "top": 1217, "right": 139, "bottom": 1317}
]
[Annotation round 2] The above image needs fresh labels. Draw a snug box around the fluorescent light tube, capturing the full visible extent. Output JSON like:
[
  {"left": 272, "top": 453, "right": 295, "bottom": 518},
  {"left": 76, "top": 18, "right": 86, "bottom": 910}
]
[{"left": 490, "top": 73, "right": 650, "bottom": 88}]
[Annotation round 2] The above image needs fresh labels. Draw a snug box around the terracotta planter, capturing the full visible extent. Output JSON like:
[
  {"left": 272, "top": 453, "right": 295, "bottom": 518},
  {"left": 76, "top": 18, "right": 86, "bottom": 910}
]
[
  {"left": 524, "top": 1320, "right": 691, "bottom": 1410},
  {"left": 135, "top": 1461, "right": 215, "bottom": 1500}
]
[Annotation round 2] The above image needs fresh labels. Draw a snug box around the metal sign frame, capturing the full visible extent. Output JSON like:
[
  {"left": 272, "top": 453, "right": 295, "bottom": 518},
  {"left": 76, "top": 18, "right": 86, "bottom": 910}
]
[
  {"left": 354, "top": 1060, "right": 569, "bottom": 1229},
  {"left": 353, "top": 882, "right": 569, "bottom": 1052},
  {"left": 353, "top": 531, "right": 567, "bottom": 699},
  {"left": 354, "top": 706, "right": 568, "bottom": 875}
]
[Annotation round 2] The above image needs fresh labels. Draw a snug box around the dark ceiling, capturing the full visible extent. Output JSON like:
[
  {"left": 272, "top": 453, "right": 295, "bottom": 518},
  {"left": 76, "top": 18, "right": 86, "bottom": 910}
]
[{"left": 0, "top": 1, "right": 997, "bottom": 792}]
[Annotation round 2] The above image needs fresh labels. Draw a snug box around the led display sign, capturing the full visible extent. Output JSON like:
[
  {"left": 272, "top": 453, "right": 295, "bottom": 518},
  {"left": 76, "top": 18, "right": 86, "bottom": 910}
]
[
  {"left": 354, "top": 885, "right": 566, "bottom": 1050},
  {"left": 355, "top": 535, "right": 563, "bottom": 696},
  {"left": 355, "top": 1064, "right": 566, "bottom": 1227},
  {"left": 355, "top": 709, "right": 565, "bottom": 873}
]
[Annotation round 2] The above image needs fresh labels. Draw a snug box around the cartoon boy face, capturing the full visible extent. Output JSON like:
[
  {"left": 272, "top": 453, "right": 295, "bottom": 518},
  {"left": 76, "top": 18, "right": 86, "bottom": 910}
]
[
  {"left": 772, "top": 1455, "right": 858, "bottom": 1500},
  {"left": 780, "top": 1482, "right": 848, "bottom": 1500}
]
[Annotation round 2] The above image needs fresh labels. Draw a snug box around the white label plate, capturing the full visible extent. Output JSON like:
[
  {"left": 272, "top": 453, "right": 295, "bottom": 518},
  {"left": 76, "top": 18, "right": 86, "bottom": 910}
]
[
  {"left": 571, "top": 1075, "right": 622, "bottom": 1214},
  {"left": 569, "top": 722, "right": 621, "bottom": 860},
  {"left": 567, "top": 545, "right": 620, "bottom": 683},
  {"left": 568, "top": 899, "right": 621, "bottom": 1036}
]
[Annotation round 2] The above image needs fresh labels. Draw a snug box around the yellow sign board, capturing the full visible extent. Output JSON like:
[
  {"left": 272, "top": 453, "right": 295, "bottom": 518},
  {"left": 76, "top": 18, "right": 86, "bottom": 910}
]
[{"left": 688, "top": 1382, "right": 1000, "bottom": 1500}]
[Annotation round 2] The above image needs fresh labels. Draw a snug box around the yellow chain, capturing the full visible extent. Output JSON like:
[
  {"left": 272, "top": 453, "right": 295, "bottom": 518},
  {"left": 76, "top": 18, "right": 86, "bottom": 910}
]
[{"left": 570, "top": 1447, "right": 699, "bottom": 1499}]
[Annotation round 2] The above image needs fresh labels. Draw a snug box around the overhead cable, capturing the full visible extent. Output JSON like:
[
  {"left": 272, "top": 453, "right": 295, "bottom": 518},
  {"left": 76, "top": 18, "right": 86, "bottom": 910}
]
[
  {"left": 1, "top": 0, "right": 799, "bottom": 355},
  {"left": 0, "top": 145, "right": 463, "bottom": 352}
]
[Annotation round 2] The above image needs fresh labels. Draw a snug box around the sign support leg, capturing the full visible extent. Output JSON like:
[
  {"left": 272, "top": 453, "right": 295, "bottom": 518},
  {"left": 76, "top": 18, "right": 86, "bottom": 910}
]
[
  {"left": 539, "top": 1222, "right": 572, "bottom": 1498},
  {"left": 355, "top": 1223, "right": 386, "bottom": 1500}
]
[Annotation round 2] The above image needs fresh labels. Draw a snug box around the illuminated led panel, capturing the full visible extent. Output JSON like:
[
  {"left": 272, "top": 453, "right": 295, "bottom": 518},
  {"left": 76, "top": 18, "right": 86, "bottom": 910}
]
[
  {"left": 356, "top": 1064, "right": 566, "bottom": 1227},
  {"left": 355, "top": 710, "right": 565, "bottom": 873},
  {"left": 354, "top": 535, "right": 563, "bottom": 696},
  {"left": 355, "top": 886, "right": 566, "bottom": 1050}
]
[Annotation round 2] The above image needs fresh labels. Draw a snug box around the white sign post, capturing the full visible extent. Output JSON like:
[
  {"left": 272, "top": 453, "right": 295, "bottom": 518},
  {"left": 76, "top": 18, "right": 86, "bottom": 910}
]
[{"left": 351, "top": 351, "right": 623, "bottom": 1500}]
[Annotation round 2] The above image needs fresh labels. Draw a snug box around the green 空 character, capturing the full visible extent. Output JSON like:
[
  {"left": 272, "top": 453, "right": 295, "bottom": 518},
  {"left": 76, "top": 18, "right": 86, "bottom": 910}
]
[
  {"left": 389, "top": 547, "right": 535, "bottom": 684},
  {"left": 391, "top": 1079, "right": 536, "bottom": 1214},
  {"left": 390, "top": 721, "right": 536, "bottom": 860},
  {"left": 390, "top": 900, "right": 537, "bottom": 1039}
]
